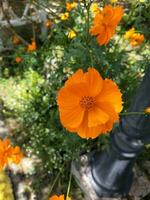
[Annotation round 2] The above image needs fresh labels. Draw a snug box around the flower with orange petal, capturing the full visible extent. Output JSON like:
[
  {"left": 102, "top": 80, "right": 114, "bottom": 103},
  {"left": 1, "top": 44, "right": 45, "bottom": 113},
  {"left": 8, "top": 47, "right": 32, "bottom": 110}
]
[
  {"left": 12, "top": 35, "right": 21, "bottom": 45},
  {"left": 10, "top": 146, "right": 23, "bottom": 164},
  {"left": 66, "top": 2, "right": 77, "bottom": 11},
  {"left": 57, "top": 68, "right": 123, "bottom": 139},
  {"left": 124, "top": 28, "right": 144, "bottom": 47},
  {"left": 130, "top": 33, "right": 144, "bottom": 47},
  {"left": 0, "top": 138, "right": 12, "bottom": 169},
  {"left": 0, "top": 138, "right": 23, "bottom": 170},
  {"left": 90, "top": 4, "right": 124, "bottom": 45},
  {"left": 27, "top": 40, "right": 37, "bottom": 52},
  {"left": 44, "top": 19, "right": 53, "bottom": 28},
  {"left": 49, "top": 194, "right": 71, "bottom": 200},
  {"left": 15, "top": 57, "right": 22, "bottom": 63}
]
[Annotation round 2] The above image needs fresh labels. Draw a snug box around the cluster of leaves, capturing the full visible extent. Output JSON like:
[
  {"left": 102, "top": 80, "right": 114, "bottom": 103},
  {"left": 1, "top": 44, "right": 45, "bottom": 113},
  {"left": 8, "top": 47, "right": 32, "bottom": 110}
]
[{"left": 0, "top": 0, "right": 149, "bottom": 197}]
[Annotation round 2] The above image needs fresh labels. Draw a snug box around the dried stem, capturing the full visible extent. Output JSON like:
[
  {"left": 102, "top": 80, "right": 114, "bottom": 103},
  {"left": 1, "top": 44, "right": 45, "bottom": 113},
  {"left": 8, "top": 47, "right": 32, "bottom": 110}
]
[{"left": 0, "top": 0, "right": 29, "bottom": 45}]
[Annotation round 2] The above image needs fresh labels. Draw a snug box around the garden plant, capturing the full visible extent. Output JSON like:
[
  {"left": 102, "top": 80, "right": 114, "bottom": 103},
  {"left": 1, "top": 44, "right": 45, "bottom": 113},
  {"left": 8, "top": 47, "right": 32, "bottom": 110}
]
[{"left": 0, "top": 0, "right": 149, "bottom": 199}]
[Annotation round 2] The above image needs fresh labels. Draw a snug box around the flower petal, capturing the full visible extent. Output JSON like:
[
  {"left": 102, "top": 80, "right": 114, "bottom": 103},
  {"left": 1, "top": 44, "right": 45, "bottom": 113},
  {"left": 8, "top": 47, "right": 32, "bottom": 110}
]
[
  {"left": 57, "top": 86, "right": 80, "bottom": 109},
  {"left": 97, "top": 79, "right": 123, "bottom": 112},
  {"left": 97, "top": 28, "right": 108, "bottom": 45},
  {"left": 96, "top": 101, "right": 119, "bottom": 122},
  {"left": 60, "top": 105, "right": 85, "bottom": 128},
  {"left": 65, "top": 69, "right": 84, "bottom": 87},
  {"left": 77, "top": 114, "right": 103, "bottom": 138},
  {"left": 100, "top": 119, "right": 114, "bottom": 133},
  {"left": 111, "top": 6, "right": 124, "bottom": 26},
  {"left": 66, "top": 83, "right": 89, "bottom": 97},
  {"left": 84, "top": 68, "right": 103, "bottom": 96},
  {"left": 88, "top": 107, "right": 109, "bottom": 127}
]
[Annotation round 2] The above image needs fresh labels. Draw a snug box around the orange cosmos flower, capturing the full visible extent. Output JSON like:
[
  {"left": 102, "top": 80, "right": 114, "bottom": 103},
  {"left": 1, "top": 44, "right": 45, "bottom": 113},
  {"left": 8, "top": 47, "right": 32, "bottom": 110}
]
[
  {"left": 124, "top": 28, "right": 144, "bottom": 47},
  {"left": 57, "top": 68, "right": 123, "bottom": 139},
  {"left": 90, "top": 4, "right": 124, "bottom": 45},
  {"left": 66, "top": 2, "right": 77, "bottom": 11},
  {"left": 49, "top": 195, "right": 71, "bottom": 200},
  {"left": 130, "top": 33, "right": 144, "bottom": 47},
  {"left": 0, "top": 138, "right": 23, "bottom": 170},
  {"left": 15, "top": 57, "right": 22, "bottom": 63},
  {"left": 12, "top": 35, "right": 21, "bottom": 45},
  {"left": 10, "top": 146, "right": 23, "bottom": 164},
  {"left": 44, "top": 19, "right": 53, "bottom": 28},
  {"left": 27, "top": 40, "right": 37, "bottom": 52}
]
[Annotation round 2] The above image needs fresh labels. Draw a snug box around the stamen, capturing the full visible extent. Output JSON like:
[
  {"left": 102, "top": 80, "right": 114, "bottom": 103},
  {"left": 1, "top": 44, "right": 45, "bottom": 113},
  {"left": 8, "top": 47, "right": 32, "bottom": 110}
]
[{"left": 80, "top": 96, "right": 95, "bottom": 110}]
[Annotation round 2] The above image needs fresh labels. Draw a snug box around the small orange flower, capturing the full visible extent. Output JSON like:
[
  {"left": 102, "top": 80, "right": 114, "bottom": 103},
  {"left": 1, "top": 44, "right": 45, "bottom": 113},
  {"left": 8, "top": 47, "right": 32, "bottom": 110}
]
[
  {"left": 10, "top": 146, "right": 23, "bottom": 164},
  {"left": 0, "top": 138, "right": 23, "bottom": 170},
  {"left": 90, "top": 4, "right": 124, "bottom": 45},
  {"left": 27, "top": 40, "right": 37, "bottom": 52},
  {"left": 44, "top": 19, "right": 53, "bottom": 28},
  {"left": 12, "top": 35, "right": 21, "bottom": 45},
  {"left": 15, "top": 57, "right": 22, "bottom": 63},
  {"left": 57, "top": 68, "right": 123, "bottom": 139},
  {"left": 144, "top": 107, "right": 150, "bottom": 114},
  {"left": 130, "top": 33, "right": 144, "bottom": 47},
  {"left": 49, "top": 195, "right": 71, "bottom": 200},
  {"left": 66, "top": 2, "right": 77, "bottom": 11},
  {"left": 124, "top": 28, "right": 144, "bottom": 47}
]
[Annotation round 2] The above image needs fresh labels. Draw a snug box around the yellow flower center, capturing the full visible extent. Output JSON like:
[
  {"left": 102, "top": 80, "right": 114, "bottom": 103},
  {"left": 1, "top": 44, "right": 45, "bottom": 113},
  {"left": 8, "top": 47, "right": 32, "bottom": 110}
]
[{"left": 80, "top": 96, "right": 95, "bottom": 110}]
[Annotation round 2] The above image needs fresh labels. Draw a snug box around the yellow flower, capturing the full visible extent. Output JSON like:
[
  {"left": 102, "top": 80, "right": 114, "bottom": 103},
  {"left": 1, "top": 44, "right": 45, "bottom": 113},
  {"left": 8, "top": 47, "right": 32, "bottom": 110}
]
[
  {"left": 144, "top": 107, "right": 150, "bottom": 114},
  {"left": 110, "top": 0, "right": 118, "bottom": 3},
  {"left": 90, "top": 3, "right": 100, "bottom": 15},
  {"left": 124, "top": 28, "right": 135, "bottom": 40},
  {"left": 66, "top": 2, "right": 77, "bottom": 11},
  {"left": 68, "top": 30, "right": 76, "bottom": 39},
  {"left": 60, "top": 12, "right": 69, "bottom": 20}
]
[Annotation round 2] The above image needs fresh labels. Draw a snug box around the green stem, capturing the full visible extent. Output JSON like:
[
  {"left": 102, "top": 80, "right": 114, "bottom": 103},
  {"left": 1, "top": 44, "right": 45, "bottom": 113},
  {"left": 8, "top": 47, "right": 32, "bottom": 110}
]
[
  {"left": 83, "top": 0, "right": 91, "bottom": 45},
  {"left": 66, "top": 170, "right": 72, "bottom": 199},
  {"left": 120, "top": 112, "right": 145, "bottom": 116},
  {"left": 86, "top": 4, "right": 90, "bottom": 44},
  {"left": 47, "top": 165, "right": 64, "bottom": 199}
]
